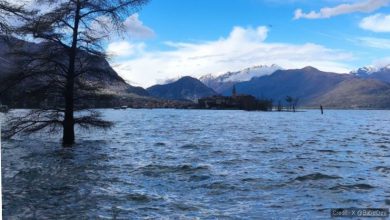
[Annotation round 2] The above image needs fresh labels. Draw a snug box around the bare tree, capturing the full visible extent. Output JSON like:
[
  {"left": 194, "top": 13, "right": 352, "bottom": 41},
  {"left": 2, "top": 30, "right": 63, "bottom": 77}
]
[
  {"left": 277, "top": 100, "right": 282, "bottom": 111},
  {"left": 2, "top": 0, "right": 149, "bottom": 146},
  {"left": 285, "top": 96, "right": 299, "bottom": 112},
  {"left": 285, "top": 96, "right": 293, "bottom": 111},
  {"left": 292, "top": 97, "right": 299, "bottom": 112},
  {"left": 0, "top": 1, "right": 28, "bottom": 34}
]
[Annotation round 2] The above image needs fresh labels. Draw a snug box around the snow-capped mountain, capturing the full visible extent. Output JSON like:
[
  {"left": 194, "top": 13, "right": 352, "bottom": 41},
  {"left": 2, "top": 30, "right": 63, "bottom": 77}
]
[
  {"left": 350, "top": 66, "right": 378, "bottom": 77},
  {"left": 199, "top": 64, "right": 282, "bottom": 93},
  {"left": 375, "top": 64, "right": 390, "bottom": 73},
  {"left": 200, "top": 64, "right": 282, "bottom": 83},
  {"left": 351, "top": 65, "right": 390, "bottom": 83}
]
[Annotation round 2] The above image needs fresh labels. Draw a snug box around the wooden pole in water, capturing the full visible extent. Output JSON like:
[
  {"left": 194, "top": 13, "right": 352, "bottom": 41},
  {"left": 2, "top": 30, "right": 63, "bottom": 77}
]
[
  {"left": 0, "top": 116, "right": 2, "bottom": 217},
  {"left": 320, "top": 105, "right": 324, "bottom": 114}
]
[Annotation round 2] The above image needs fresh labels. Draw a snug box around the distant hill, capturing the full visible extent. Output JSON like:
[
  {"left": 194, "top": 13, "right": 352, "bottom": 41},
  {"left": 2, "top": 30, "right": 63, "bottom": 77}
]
[
  {"left": 149, "top": 66, "right": 390, "bottom": 108},
  {"left": 231, "top": 67, "right": 349, "bottom": 103},
  {"left": 147, "top": 76, "right": 217, "bottom": 101},
  {"left": 311, "top": 78, "right": 390, "bottom": 108},
  {"left": 229, "top": 66, "right": 390, "bottom": 108},
  {"left": 370, "top": 68, "right": 390, "bottom": 83}
]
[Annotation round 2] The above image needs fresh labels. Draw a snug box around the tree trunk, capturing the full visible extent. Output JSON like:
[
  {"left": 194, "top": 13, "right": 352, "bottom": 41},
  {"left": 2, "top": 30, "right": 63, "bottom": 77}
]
[
  {"left": 63, "top": 76, "right": 75, "bottom": 145},
  {"left": 62, "top": 0, "right": 80, "bottom": 146}
]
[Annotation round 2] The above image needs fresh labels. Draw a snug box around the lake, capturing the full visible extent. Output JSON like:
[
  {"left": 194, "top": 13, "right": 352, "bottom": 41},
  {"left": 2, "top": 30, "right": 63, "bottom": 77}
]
[{"left": 2, "top": 109, "right": 390, "bottom": 219}]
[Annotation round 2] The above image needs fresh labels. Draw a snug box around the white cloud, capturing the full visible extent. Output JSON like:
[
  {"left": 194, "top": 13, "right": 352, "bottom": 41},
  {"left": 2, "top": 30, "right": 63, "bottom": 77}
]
[
  {"left": 356, "top": 37, "right": 390, "bottom": 49},
  {"left": 360, "top": 13, "right": 390, "bottom": 32},
  {"left": 372, "top": 57, "right": 390, "bottom": 69},
  {"left": 107, "top": 41, "right": 145, "bottom": 56},
  {"left": 88, "top": 16, "right": 114, "bottom": 39},
  {"left": 124, "top": 13, "right": 155, "bottom": 39},
  {"left": 109, "top": 26, "right": 353, "bottom": 87},
  {"left": 88, "top": 13, "right": 154, "bottom": 40},
  {"left": 91, "top": 14, "right": 154, "bottom": 58},
  {"left": 372, "top": 57, "right": 390, "bottom": 68},
  {"left": 294, "top": 0, "right": 390, "bottom": 19}
]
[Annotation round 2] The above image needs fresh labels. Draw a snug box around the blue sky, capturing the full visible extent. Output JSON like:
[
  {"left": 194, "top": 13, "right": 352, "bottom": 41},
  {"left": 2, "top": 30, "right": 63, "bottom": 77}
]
[{"left": 104, "top": 0, "right": 390, "bottom": 87}]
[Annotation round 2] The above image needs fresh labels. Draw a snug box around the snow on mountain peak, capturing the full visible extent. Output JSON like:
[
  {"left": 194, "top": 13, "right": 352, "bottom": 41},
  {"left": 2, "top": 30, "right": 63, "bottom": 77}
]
[
  {"left": 383, "top": 64, "right": 390, "bottom": 70},
  {"left": 350, "top": 66, "right": 378, "bottom": 76},
  {"left": 200, "top": 64, "right": 282, "bottom": 83}
]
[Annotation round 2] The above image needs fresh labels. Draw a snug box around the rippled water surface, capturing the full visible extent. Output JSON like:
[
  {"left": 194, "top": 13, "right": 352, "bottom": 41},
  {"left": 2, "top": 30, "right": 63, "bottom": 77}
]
[{"left": 2, "top": 109, "right": 390, "bottom": 219}]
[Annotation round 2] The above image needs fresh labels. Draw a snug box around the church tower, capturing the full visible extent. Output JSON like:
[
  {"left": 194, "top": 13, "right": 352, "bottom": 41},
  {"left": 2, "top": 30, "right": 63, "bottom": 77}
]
[{"left": 232, "top": 85, "right": 237, "bottom": 98}]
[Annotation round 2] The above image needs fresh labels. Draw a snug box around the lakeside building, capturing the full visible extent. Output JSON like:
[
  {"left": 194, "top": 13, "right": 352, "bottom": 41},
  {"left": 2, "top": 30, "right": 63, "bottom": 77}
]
[{"left": 198, "top": 86, "right": 272, "bottom": 111}]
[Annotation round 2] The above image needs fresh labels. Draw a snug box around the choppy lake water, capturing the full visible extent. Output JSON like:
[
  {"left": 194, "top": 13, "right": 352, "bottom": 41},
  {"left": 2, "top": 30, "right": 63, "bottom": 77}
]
[{"left": 2, "top": 109, "right": 390, "bottom": 219}]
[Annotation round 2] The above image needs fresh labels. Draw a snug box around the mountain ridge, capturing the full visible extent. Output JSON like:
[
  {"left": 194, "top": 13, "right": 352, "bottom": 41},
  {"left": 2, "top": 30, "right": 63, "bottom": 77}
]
[
  {"left": 0, "top": 36, "right": 159, "bottom": 108},
  {"left": 147, "top": 76, "right": 217, "bottom": 101},
  {"left": 351, "top": 65, "right": 390, "bottom": 83},
  {"left": 0, "top": 36, "right": 149, "bottom": 97},
  {"left": 199, "top": 64, "right": 281, "bottom": 93},
  {"left": 147, "top": 65, "right": 390, "bottom": 108}
]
